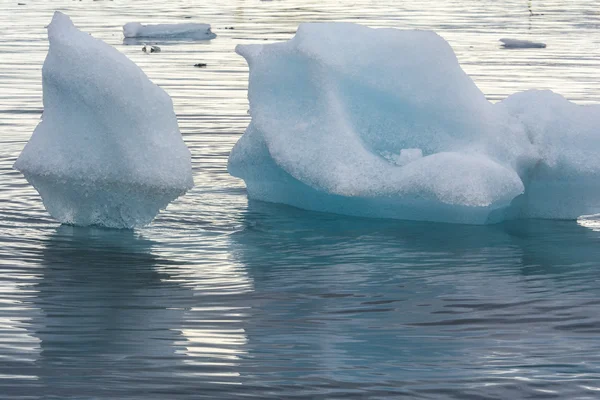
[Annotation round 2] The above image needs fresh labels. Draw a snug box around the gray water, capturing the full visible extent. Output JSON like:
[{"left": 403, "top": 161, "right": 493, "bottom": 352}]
[{"left": 2, "top": 0, "right": 600, "bottom": 398}]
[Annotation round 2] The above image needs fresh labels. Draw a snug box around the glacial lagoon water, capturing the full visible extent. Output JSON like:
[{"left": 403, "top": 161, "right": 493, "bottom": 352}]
[{"left": 2, "top": 0, "right": 600, "bottom": 398}]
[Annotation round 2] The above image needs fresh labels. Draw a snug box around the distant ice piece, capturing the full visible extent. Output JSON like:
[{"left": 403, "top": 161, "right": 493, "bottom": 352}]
[
  {"left": 14, "top": 12, "right": 194, "bottom": 229},
  {"left": 142, "top": 44, "right": 161, "bottom": 53},
  {"left": 123, "top": 22, "right": 216, "bottom": 40},
  {"left": 229, "top": 23, "right": 600, "bottom": 224},
  {"left": 500, "top": 38, "right": 546, "bottom": 48}
]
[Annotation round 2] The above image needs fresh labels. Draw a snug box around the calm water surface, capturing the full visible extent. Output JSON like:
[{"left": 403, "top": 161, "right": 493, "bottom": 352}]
[{"left": 1, "top": 0, "right": 600, "bottom": 398}]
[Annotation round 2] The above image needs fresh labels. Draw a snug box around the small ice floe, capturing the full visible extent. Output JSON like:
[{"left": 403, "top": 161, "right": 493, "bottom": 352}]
[
  {"left": 500, "top": 38, "right": 546, "bottom": 49},
  {"left": 123, "top": 22, "right": 216, "bottom": 40},
  {"left": 142, "top": 44, "right": 161, "bottom": 53},
  {"left": 578, "top": 214, "right": 600, "bottom": 232}
]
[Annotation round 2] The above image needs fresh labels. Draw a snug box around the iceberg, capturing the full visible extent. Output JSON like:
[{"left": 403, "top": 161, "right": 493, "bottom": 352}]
[
  {"left": 499, "top": 90, "right": 600, "bottom": 220},
  {"left": 229, "top": 23, "right": 600, "bottom": 224},
  {"left": 123, "top": 22, "right": 216, "bottom": 40},
  {"left": 500, "top": 38, "right": 546, "bottom": 49},
  {"left": 14, "top": 12, "right": 194, "bottom": 229}
]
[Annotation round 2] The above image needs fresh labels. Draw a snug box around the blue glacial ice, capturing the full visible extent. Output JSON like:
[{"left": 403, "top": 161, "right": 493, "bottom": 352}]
[
  {"left": 229, "top": 23, "right": 600, "bottom": 224},
  {"left": 14, "top": 12, "right": 194, "bottom": 229}
]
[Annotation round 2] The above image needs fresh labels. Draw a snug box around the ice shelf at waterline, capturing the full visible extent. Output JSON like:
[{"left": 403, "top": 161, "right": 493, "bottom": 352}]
[
  {"left": 228, "top": 23, "right": 600, "bottom": 224},
  {"left": 14, "top": 12, "right": 194, "bottom": 229},
  {"left": 123, "top": 22, "right": 216, "bottom": 40}
]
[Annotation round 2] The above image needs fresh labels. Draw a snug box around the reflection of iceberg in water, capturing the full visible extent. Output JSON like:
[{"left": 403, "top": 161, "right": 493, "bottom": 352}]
[
  {"left": 457, "top": 219, "right": 600, "bottom": 399},
  {"left": 0, "top": 279, "right": 42, "bottom": 388},
  {"left": 11, "top": 226, "right": 253, "bottom": 398},
  {"left": 229, "top": 201, "right": 600, "bottom": 395},
  {"left": 155, "top": 241, "right": 253, "bottom": 384},
  {"left": 30, "top": 226, "right": 188, "bottom": 398},
  {"left": 229, "top": 202, "right": 521, "bottom": 386}
]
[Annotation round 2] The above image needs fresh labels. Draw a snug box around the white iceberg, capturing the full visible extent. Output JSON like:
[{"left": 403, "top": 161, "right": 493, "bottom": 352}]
[
  {"left": 228, "top": 23, "right": 600, "bottom": 224},
  {"left": 500, "top": 38, "right": 546, "bottom": 49},
  {"left": 499, "top": 90, "right": 600, "bottom": 220},
  {"left": 123, "top": 22, "right": 216, "bottom": 40},
  {"left": 14, "top": 12, "right": 194, "bottom": 229}
]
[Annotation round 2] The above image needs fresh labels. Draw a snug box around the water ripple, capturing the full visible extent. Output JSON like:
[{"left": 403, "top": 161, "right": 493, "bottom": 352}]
[{"left": 2, "top": 0, "right": 600, "bottom": 398}]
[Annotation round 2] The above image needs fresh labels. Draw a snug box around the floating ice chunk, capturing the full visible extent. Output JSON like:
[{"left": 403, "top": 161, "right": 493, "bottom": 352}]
[
  {"left": 499, "top": 90, "right": 600, "bottom": 219},
  {"left": 500, "top": 38, "right": 546, "bottom": 49},
  {"left": 14, "top": 12, "right": 194, "bottom": 229},
  {"left": 229, "top": 23, "right": 532, "bottom": 224},
  {"left": 123, "top": 22, "right": 216, "bottom": 40},
  {"left": 578, "top": 214, "right": 600, "bottom": 232},
  {"left": 229, "top": 23, "right": 600, "bottom": 224},
  {"left": 142, "top": 44, "right": 161, "bottom": 53}
]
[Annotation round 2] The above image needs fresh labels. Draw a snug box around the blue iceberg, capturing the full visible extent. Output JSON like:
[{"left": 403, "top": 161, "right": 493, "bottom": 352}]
[{"left": 229, "top": 23, "right": 600, "bottom": 224}]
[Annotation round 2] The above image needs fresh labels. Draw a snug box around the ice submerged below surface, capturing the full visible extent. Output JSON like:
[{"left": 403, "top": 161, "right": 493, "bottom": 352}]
[
  {"left": 123, "top": 22, "right": 216, "bottom": 40},
  {"left": 229, "top": 23, "right": 600, "bottom": 224},
  {"left": 13, "top": 12, "right": 194, "bottom": 229}
]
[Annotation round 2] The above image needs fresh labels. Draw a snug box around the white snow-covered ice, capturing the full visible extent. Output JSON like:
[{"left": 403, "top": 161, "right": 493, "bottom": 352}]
[
  {"left": 228, "top": 23, "right": 600, "bottom": 224},
  {"left": 500, "top": 38, "right": 546, "bottom": 48},
  {"left": 123, "top": 22, "right": 216, "bottom": 40},
  {"left": 14, "top": 12, "right": 194, "bottom": 229},
  {"left": 499, "top": 90, "right": 600, "bottom": 220}
]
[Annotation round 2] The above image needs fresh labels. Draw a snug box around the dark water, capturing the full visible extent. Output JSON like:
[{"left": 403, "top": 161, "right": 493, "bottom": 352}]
[
  {"left": 2, "top": 0, "right": 600, "bottom": 398},
  {"left": 3, "top": 206, "right": 600, "bottom": 398}
]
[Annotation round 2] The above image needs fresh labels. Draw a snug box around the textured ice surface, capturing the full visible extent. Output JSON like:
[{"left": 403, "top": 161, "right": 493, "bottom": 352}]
[
  {"left": 14, "top": 12, "right": 194, "bottom": 228},
  {"left": 123, "top": 22, "right": 215, "bottom": 40},
  {"left": 499, "top": 90, "right": 600, "bottom": 219},
  {"left": 229, "top": 23, "right": 600, "bottom": 224},
  {"left": 500, "top": 38, "right": 546, "bottom": 49}
]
